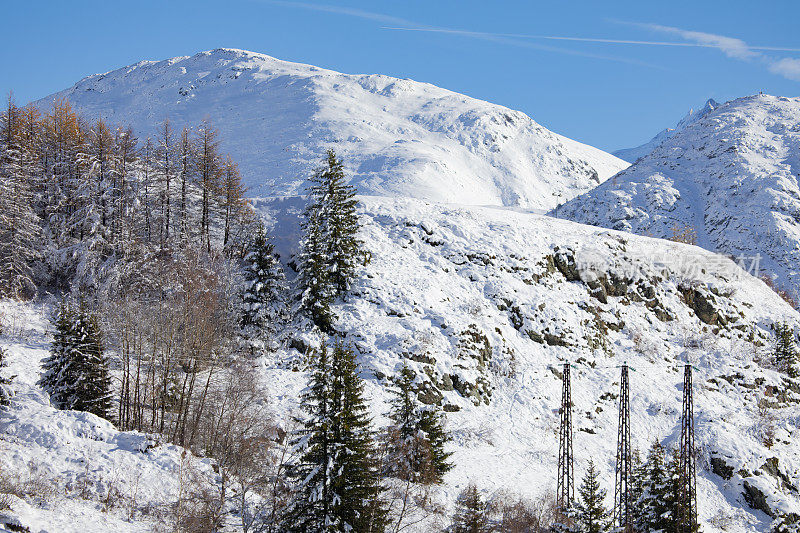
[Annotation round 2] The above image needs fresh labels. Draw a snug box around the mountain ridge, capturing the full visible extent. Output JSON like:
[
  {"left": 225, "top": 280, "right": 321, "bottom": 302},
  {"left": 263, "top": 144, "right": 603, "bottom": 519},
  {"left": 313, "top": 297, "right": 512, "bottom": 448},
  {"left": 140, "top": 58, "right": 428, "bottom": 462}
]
[
  {"left": 557, "top": 93, "right": 800, "bottom": 300},
  {"left": 36, "top": 48, "right": 628, "bottom": 210},
  {"left": 613, "top": 98, "right": 719, "bottom": 163}
]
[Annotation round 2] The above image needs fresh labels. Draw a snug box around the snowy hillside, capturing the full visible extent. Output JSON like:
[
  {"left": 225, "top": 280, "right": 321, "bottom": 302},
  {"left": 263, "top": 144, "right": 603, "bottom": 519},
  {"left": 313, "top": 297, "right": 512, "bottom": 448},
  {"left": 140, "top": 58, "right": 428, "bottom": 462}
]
[
  {"left": 4, "top": 196, "right": 800, "bottom": 530},
  {"left": 556, "top": 94, "right": 800, "bottom": 300},
  {"left": 614, "top": 98, "right": 718, "bottom": 163},
  {"left": 36, "top": 48, "right": 627, "bottom": 209}
]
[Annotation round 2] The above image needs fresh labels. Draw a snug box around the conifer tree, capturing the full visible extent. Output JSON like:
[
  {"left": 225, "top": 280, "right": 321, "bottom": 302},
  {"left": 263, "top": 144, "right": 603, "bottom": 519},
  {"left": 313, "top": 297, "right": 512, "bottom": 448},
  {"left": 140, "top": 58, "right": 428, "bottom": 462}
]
[
  {"left": 775, "top": 322, "right": 798, "bottom": 378},
  {"left": 628, "top": 449, "right": 647, "bottom": 529},
  {"left": 241, "top": 222, "right": 287, "bottom": 350},
  {"left": 450, "top": 484, "right": 491, "bottom": 533},
  {"left": 312, "top": 150, "right": 361, "bottom": 295},
  {"left": 662, "top": 450, "right": 684, "bottom": 533},
  {"left": 634, "top": 440, "right": 669, "bottom": 532},
  {"left": 573, "top": 460, "right": 611, "bottom": 533},
  {"left": 39, "top": 302, "right": 112, "bottom": 419},
  {"left": 296, "top": 151, "right": 362, "bottom": 331},
  {"left": 194, "top": 119, "right": 222, "bottom": 252},
  {"left": 0, "top": 95, "right": 40, "bottom": 298},
  {"left": 156, "top": 119, "right": 174, "bottom": 245},
  {"left": 0, "top": 345, "right": 14, "bottom": 408},
  {"left": 178, "top": 126, "right": 192, "bottom": 241},
  {"left": 284, "top": 342, "right": 387, "bottom": 532},
  {"left": 296, "top": 207, "right": 336, "bottom": 332},
  {"left": 221, "top": 156, "right": 246, "bottom": 248},
  {"left": 386, "top": 365, "right": 452, "bottom": 483}
]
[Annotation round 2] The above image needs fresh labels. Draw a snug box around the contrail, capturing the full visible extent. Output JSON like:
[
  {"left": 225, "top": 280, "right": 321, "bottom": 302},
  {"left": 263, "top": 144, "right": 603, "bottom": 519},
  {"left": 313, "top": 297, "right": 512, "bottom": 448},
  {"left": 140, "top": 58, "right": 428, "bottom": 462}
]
[{"left": 382, "top": 27, "right": 800, "bottom": 53}]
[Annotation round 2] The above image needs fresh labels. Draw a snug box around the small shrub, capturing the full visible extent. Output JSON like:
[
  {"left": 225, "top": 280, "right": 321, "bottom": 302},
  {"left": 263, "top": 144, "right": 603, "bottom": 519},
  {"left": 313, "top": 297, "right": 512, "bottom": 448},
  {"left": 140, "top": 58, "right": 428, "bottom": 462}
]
[{"left": 669, "top": 223, "right": 697, "bottom": 245}]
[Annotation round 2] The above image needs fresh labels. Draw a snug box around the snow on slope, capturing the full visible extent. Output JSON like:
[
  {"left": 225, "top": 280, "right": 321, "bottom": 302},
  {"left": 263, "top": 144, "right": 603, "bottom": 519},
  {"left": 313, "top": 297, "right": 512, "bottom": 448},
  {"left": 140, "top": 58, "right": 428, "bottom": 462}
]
[
  {"left": 5, "top": 196, "right": 800, "bottom": 531},
  {"left": 260, "top": 196, "right": 800, "bottom": 531},
  {"left": 614, "top": 98, "right": 719, "bottom": 163},
  {"left": 37, "top": 48, "right": 627, "bottom": 209},
  {"left": 556, "top": 94, "right": 800, "bottom": 300},
  {"left": 0, "top": 301, "right": 221, "bottom": 532}
]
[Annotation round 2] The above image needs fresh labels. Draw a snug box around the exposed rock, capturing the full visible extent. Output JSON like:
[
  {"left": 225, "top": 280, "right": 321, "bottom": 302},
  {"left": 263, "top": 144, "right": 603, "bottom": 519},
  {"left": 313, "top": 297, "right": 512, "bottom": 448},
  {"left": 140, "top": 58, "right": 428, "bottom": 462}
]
[
  {"left": 680, "top": 286, "right": 724, "bottom": 325},
  {"left": 743, "top": 478, "right": 775, "bottom": 517},
  {"left": 553, "top": 250, "right": 581, "bottom": 281},
  {"left": 711, "top": 455, "right": 735, "bottom": 480}
]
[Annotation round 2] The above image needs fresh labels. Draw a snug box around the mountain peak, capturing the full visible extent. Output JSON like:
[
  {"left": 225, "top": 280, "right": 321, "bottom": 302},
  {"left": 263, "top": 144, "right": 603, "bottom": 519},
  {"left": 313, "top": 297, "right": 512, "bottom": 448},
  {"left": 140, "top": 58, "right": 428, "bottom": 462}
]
[
  {"left": 38, "top": 49, "right": 627, "bottom": 208},
  {"left": 558, "top": 91, "right": 800, "bottom": 300},
  {"left": 614, "top": 97, "right": 721, "bottom": 163}
]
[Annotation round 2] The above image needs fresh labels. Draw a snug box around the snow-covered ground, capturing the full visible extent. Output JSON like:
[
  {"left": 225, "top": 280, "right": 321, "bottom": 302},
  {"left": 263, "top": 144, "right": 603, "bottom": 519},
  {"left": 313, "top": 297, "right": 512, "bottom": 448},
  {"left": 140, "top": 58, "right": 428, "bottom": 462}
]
[
  {"left": 4, "top": 196, "right": 796, "bottom": 530},
  {"left": 0, "top": 300, "right": 219, "bottom": 532},
  {"left": 556, "top": 94, "right": 800, "bottom": 301},
  {"left": 36, "top": 48, "right": 628, "bottom": 209}
]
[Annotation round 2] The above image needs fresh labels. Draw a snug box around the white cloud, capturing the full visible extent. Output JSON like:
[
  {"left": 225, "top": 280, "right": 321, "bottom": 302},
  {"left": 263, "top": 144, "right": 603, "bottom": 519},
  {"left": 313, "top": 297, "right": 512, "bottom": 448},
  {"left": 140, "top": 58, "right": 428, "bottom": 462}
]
[
  {"left": 642, "top": 23, "right": 759, "bottom": 60},
  {"left": 634, "top": 21, "right": 800, "bottom": 82},
  {"left": 769, "top": 57, "right": 800, "bottom": 81}
]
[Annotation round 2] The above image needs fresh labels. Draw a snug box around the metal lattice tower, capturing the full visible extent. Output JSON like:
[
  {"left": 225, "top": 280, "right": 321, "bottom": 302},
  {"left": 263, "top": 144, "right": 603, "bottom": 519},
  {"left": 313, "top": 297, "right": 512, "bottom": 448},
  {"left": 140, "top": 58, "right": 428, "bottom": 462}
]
[
  {"left": 614, "top": 364, "right": 632, "bottom": 533},
  {"left": 557, "top": 362, "right": 574, "bottom": 513},
  {"left": 679, "top": 364, "right": 698, "bottom": 533}
]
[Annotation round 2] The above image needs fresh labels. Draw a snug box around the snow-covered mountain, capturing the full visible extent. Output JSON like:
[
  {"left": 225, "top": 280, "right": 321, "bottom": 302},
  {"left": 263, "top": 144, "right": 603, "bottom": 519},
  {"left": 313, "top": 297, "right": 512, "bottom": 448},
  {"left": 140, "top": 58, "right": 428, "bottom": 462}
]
[
  {"left": 614, "top": 98, "right": 719, "bottom": 163},
  {"left": 557, "top": 94, "right": 800, "bottom": 300},
  {"left": 36, "top": 48, "right": 627, "bottom": 209},
  {"left": 4, "top": 197, "right": 800, "bottom": 531}
]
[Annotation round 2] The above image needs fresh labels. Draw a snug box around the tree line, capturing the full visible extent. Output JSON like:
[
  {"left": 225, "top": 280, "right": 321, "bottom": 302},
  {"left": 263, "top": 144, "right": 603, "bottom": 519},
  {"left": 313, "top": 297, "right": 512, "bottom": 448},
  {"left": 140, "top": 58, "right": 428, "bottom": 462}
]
[{"left": 0, "top": 94, "right": 464, "bottom": 531}]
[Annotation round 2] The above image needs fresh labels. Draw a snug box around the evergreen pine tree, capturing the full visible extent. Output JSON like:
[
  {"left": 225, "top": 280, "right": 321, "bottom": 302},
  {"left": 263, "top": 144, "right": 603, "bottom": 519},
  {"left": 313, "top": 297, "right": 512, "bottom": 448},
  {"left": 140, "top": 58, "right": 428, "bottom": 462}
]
[
  {"left": 629, "top": 449, "right": 647, "bottom": 530},
  {"left": 312, "top": 150, "right": 361, "bottom": 295},
  {"left": 240, "top": 222, "right": 287, "bottom": 350},
  {"left": 574, "top": 460, "right": 611, "bottom": 533},
  {"left": 775, "top": 322, "right": 798, "bottom": 378},
  {"left": 296, "top": 207, "right": 336, "bottom": 332},
  {"left": 284, "top": 342, "right": 387, "bottom": 532},
  {"left": 635, "top": 440, "right": 669, "bottom": 533},
  {"left": 296, "top": 150, "right": 363, "bottom": 331},
  {"left": 39, "top": 302, "right": 112, "bottom": 419},
  {"left": 418, "top": 406, "right": 453, "bottom": 481},
  {"left": 386, "top": 364, "right": 453, "bottom": 483},
  {"left": 450, "top": 484, "right": 491, "bottom": 533}
]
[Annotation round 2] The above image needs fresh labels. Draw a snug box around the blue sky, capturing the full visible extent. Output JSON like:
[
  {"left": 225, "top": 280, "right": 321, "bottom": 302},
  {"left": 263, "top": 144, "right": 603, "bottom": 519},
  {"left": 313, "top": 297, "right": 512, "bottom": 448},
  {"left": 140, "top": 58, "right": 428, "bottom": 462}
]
[{"left": 1, "top": 0, "right": 798, "bottom": 152}]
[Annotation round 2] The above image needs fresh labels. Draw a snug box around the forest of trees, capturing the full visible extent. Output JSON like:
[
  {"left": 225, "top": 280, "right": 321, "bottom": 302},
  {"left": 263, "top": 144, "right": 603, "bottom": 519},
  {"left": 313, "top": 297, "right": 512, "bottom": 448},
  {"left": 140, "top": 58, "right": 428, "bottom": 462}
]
[
  {"left": 2, "top": 94, "right": 799, "bottom": 532},
  {"left": 0, "top": 96, "right": 478, "bottom": 532}
]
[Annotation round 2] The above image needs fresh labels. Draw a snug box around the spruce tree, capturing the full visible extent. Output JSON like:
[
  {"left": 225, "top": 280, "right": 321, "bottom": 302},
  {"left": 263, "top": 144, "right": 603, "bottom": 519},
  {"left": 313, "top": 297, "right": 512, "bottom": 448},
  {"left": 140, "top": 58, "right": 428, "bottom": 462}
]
[
  {"left": 663, "top": 450, "right": 684, "bottom": 533},
  {"left": 386, "top": 365, "right": 452, "bottom": 483},
  {"left": 574, "top": 460, "right": 611, "bottom": 533},
  {"left": 629, "top": 449, "right": 647, "bottom": 530},
  {"left": 240, "top": 222, "right": 287, "bottom": 349},
  {"left": 39, "top": 302, "right": 112, "bottom": 419},
  {"left": 284, "top": 342, "right": 387, "bottom": 532},
  {"left": 418, "top": 407, "right": 453, "bottom": 481},
  {"left": 450, "top": 484, "right": 491, "bottom": 533},
  {"left": 296, "top": 150, "right": 362, "bottom": 331},
  {"left": 296, "top": 207, "right": 336, "bottom": 332},
  {"left": 313, "top": 150, "right": 361, "bottom": 295},
  {"left": 635, "top": 440, "right": 669, "bottom": 532},
  {"left": 775, "top": 322, "right": 798, "bottom": 378}
]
